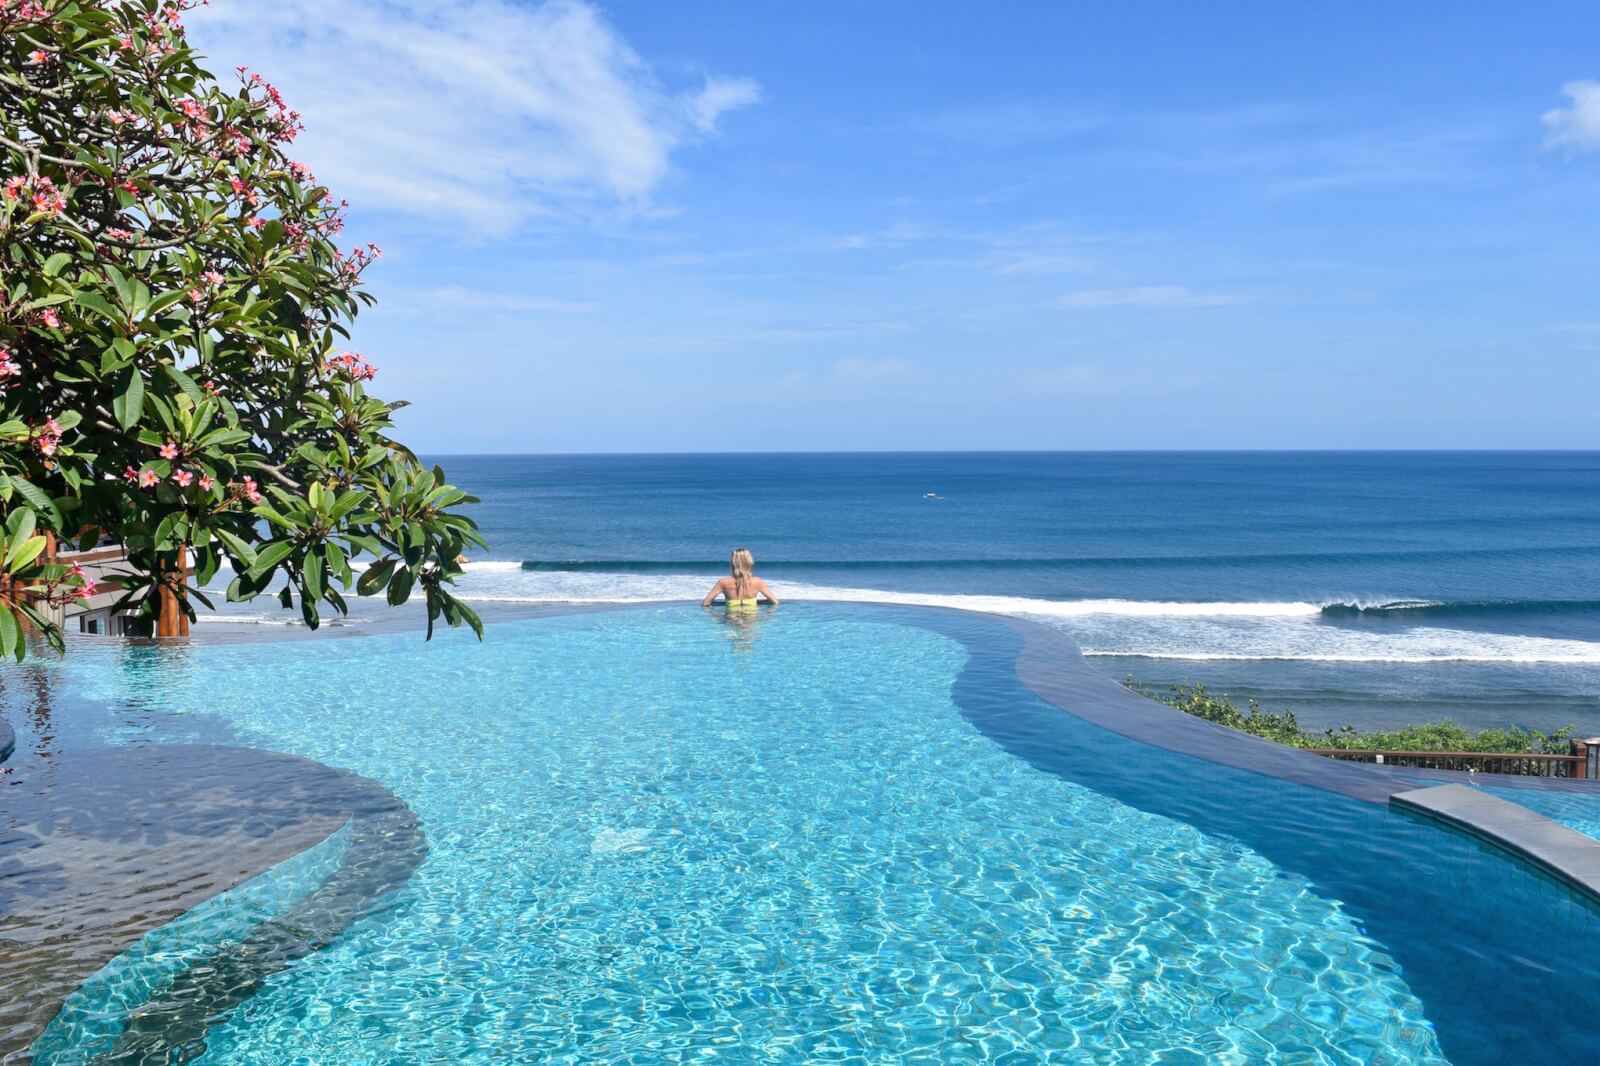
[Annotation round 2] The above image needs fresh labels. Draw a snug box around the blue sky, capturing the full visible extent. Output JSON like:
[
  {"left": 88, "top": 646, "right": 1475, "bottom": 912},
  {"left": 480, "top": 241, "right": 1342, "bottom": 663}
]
[{"left": 188, "top": 1, "right": 1600, "bottom": 452}]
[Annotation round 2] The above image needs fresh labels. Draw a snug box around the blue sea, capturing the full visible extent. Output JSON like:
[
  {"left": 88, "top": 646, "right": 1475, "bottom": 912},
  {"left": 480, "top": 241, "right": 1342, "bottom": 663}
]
[{"left": 315, "top": 452, "right": 1600, "bottom": 734}]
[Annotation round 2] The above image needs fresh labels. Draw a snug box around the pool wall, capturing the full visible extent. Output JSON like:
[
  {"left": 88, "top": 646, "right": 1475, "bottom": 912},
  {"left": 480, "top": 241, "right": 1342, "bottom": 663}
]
[{"left": 989, "top": 609, "right": 1600, "bottom": 908}]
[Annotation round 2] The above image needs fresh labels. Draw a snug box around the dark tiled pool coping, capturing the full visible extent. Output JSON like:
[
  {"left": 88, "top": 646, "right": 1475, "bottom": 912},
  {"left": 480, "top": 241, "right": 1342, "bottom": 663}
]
[
  {"left": 0, "top": 741, "right": 423, "bottom": 1062},
  {"left": 992, "top": 609, "right": 1600, "bottom": 908}
]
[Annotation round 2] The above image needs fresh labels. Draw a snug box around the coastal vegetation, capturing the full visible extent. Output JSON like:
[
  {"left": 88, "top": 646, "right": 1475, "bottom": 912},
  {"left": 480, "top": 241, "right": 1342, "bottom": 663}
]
[
  {"left": 1126, "top": 679, "right": 1575, "bottom": 756},
  {"left": 0, "top": 0, "right": 482, "bottom": 657}
]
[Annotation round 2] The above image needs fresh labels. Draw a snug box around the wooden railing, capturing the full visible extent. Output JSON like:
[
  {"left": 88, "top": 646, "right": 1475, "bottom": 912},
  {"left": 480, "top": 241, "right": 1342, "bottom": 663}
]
[{"left": 1308, "top": 748, "right": 1587, "bottom": 778}]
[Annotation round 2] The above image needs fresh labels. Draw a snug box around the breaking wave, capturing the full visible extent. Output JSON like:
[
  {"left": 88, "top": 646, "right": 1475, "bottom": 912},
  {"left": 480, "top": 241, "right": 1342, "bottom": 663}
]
[{"left": 450, "top": 562, "right": 1600, "bottom": 666}]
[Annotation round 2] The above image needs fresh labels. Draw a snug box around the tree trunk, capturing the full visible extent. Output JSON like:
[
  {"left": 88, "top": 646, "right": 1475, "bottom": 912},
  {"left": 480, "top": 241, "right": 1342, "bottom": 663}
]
[{"left": 157, "top": 545, "right": 189, "bottom": 637}]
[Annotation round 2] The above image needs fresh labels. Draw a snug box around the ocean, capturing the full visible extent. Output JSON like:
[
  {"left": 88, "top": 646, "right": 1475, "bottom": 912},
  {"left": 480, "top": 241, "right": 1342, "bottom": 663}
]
[{"left": 439, "top": 453, "right": 1600, "bottom": 734}]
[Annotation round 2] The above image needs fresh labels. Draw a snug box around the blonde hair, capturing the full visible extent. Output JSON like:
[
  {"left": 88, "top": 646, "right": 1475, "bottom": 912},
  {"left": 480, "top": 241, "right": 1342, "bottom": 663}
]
[{"left": 730, "top": 547, "right": 754, "bottom": 581}]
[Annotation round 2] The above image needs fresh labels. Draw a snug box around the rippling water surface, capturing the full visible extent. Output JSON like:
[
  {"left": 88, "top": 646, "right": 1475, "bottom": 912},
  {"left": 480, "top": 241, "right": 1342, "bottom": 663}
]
[{"left": 23, "top": 605, "right": 1600, "bottom": 1063}]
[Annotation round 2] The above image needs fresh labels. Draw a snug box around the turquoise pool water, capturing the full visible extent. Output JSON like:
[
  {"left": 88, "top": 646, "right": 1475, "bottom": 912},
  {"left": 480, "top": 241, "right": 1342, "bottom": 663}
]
[{"left": 16, "top": 604, "right": 1600, "bottom": 1062}]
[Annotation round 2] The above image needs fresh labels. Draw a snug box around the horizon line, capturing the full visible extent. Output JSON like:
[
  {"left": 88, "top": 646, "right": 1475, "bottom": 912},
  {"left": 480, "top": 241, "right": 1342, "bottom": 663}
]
[{"left": 417, "top": 447, "right": 1600, "bottom": 458}]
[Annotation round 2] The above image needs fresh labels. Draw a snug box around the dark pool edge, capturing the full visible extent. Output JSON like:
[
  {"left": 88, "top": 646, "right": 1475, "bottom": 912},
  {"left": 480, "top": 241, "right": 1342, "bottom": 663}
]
[
  {"left": 994, "top": 611, "right": 1410, "bottom": 804},
  {"left": 973, "top": 608, "right": 1600, "bottom": 909},
  {"left": 10, "top": 744, "right": 427, "bottom": 1064},
  {"left": 0, "top": 719, "right": 13, "bottom": 765},
  {"left": 1392, "top": 784, "right": 1600, "bottom": 907}
]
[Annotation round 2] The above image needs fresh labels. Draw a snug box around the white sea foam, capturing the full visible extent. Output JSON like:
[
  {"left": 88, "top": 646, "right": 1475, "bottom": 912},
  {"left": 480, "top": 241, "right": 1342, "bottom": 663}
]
[
  {"left": 453, "top": 562, "right": 1321, "bottom": 617},
  {"left": 450, "top": 561, "right": 1600, "bottom": 667},
  {"left": 1086, "top": 651, "right": 1600, "bottom": 665}
]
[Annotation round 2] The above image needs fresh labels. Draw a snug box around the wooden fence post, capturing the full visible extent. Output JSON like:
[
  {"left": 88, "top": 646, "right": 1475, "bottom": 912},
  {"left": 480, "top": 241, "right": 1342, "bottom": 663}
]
[{"left": 157, "top": 545, "right": 189, "bottom": 637}]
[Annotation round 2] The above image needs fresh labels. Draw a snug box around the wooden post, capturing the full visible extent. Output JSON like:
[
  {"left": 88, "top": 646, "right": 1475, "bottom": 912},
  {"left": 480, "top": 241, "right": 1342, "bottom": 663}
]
[
  {"left": 1572, "top": 738, "right": 1590, "bottom": 780},
  {"left": 157, "top": 545, "right": 189, "bottom": 637}
]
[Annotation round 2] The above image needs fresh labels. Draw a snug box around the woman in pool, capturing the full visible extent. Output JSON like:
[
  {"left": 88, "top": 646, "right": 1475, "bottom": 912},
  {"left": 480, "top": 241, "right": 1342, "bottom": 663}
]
[{"left": 702, "top": 547, "right": 779, "bottom": 609}]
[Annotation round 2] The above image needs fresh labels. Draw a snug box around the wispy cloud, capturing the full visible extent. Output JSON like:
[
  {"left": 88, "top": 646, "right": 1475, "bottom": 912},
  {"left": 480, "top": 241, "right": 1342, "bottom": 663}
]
[
  {"left": 1542, "top": 81, "right": 1600, "bottom": 153},
  {"left": 831, "top": 356, "right": 911, "bottom": 381},
  {"left": 1056, "top": 286, "right": 1251, "bottom": 309},
  {"left": 902, "top": 99, "right": 1495, "bottom": 194},
  {"left": 906, "top": 104, "right": 1103, "bottom": 147},
  {"left": 1020, "top": 363, "right": 1208, "bottom": 397},
  {"left": 687, "top": 77, "right": 763, "bottom": 134},
  {"left": 187, "top": 0, "right": 759, "bottom": 231},
  {"left": 389, "top": 286, "right": 600, "bottom": 315}
]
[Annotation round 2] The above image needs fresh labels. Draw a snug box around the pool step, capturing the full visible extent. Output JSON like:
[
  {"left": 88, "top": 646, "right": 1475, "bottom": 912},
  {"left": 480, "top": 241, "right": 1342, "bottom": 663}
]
[{"left": 1391, "top": 784, "right": 1600, "bottom": 908}]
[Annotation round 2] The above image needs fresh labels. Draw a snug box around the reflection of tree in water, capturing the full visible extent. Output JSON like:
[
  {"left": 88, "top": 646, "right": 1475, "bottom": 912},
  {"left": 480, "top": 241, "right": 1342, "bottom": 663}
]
[
  {"left": 0, "top": 637, "right": 202, "bottom": 766},
  {"left": 708, "top": 605, "right": 774, "bottom": 655},
  {"left": 0, "top": 660, "right": 58, "bottom": 762}
]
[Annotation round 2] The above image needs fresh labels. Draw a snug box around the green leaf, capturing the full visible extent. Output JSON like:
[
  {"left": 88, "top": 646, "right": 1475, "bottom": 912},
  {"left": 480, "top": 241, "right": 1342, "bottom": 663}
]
[
  {"left": 73, "top": 290, "right": 121, "bottom": 322},
  {"left": 303, "top": 549, "right": 324, "bottom": 601},
  {"left": 194, "top": 540, "right": 220, "bottom": 587},
  {"left": 146, "top": 289, "right": 188, "bottom": 317},
  {"left": 4, "top": 535, "right": 47, "bottom": 571},
  {"left": 214, "top": 528, "right": 258, "bottom": 568},
  {"left": 328, "top": 490, "right": 367, "bottom": 522},
  {"left": 42, "top": 252, "right": 71, "bottom": 277},
  {"left": 456, "top": 599, "right": 484, "bottom": 641},
  {"left": 247, "top": 539, "right": 295, "bottom": 579},
  {"left": 300, "top": 591, "right": 321, "bottom": 629},
  {"left": 386, "top": 565, "right": 414, "bottom": 606},
  {"left": 8, "top": 478, "right": 61, "bottom": 527},
  {"left": 113, "top": 366, "right": 145, "bottom": 430},
  {"left": 6, "top": 507, "right": 36, "bottom": 543},
  {"left": 226, "top": 573, "right": 264, "bottom": 603},
  {"left": 104, "top": 263, "right": 133, "bottom": 310},
  {"left": 357, "top": 557, "right": 396, "bottom": 596},
  {"left": 325, "top": 540, "right": 350, "bottom": 586},
  {"left": 162, "top": 363, "right": 205, "bottom": 406},
  {"left": 153, "top": 512, "right": 180, "bottom": 551},
  {"left": 0, "top": 607, "right": 19, "bottom": 661}
]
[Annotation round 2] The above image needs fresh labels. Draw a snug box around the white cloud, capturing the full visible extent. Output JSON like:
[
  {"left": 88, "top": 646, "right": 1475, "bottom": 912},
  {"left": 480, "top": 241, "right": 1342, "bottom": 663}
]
[
  {"left": 1542, "top": 81, "right": 1600, "bottom": 153},
  {"left": 1057, "top": 286, "right": 1249, "bottom": 309},
  {"left": 186, "top": 0, "right": 759, "bottom": 231},
  {"left": 832, "top": 357, "right": 911, "bottom": 382},
  {"left": 988, "top": 251, "right": 1096, "bottom": 275},
  {"left": 388, "top": 286, "right": 599, "bottom": 314},
  {"left": 1021, "top": 364, "right": 1206, "bottom": 397},
  {"left": 687, "top": 77, "right": 763, "bottom": 134}
]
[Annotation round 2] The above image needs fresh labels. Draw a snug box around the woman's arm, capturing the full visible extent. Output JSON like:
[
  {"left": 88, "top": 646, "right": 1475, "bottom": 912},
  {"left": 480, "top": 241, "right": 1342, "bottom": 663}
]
[
  {"left": 756, "top": 578, "right": 779, "bottom": 606},
  {"left": 701, "top": 578, "right": 729, "bottom": 607}
]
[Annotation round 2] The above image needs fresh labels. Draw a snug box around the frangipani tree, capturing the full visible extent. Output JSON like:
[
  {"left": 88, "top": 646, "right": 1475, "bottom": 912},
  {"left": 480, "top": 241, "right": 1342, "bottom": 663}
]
[{"left": 0, "top": 0, "right": 484, "bottom": 658}]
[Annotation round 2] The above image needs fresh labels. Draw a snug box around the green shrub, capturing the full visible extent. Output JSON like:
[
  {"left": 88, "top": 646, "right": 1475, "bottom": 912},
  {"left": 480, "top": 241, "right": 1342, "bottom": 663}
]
[{"left": 1124, "top": 679, "right": 1574, "bottom": 756}]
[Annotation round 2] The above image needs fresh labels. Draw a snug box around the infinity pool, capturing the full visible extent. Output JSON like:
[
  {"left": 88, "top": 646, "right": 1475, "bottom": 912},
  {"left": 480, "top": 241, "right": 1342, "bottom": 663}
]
[{"left": 8, "top": 604, "right": 1600, "bottom": 1063}]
